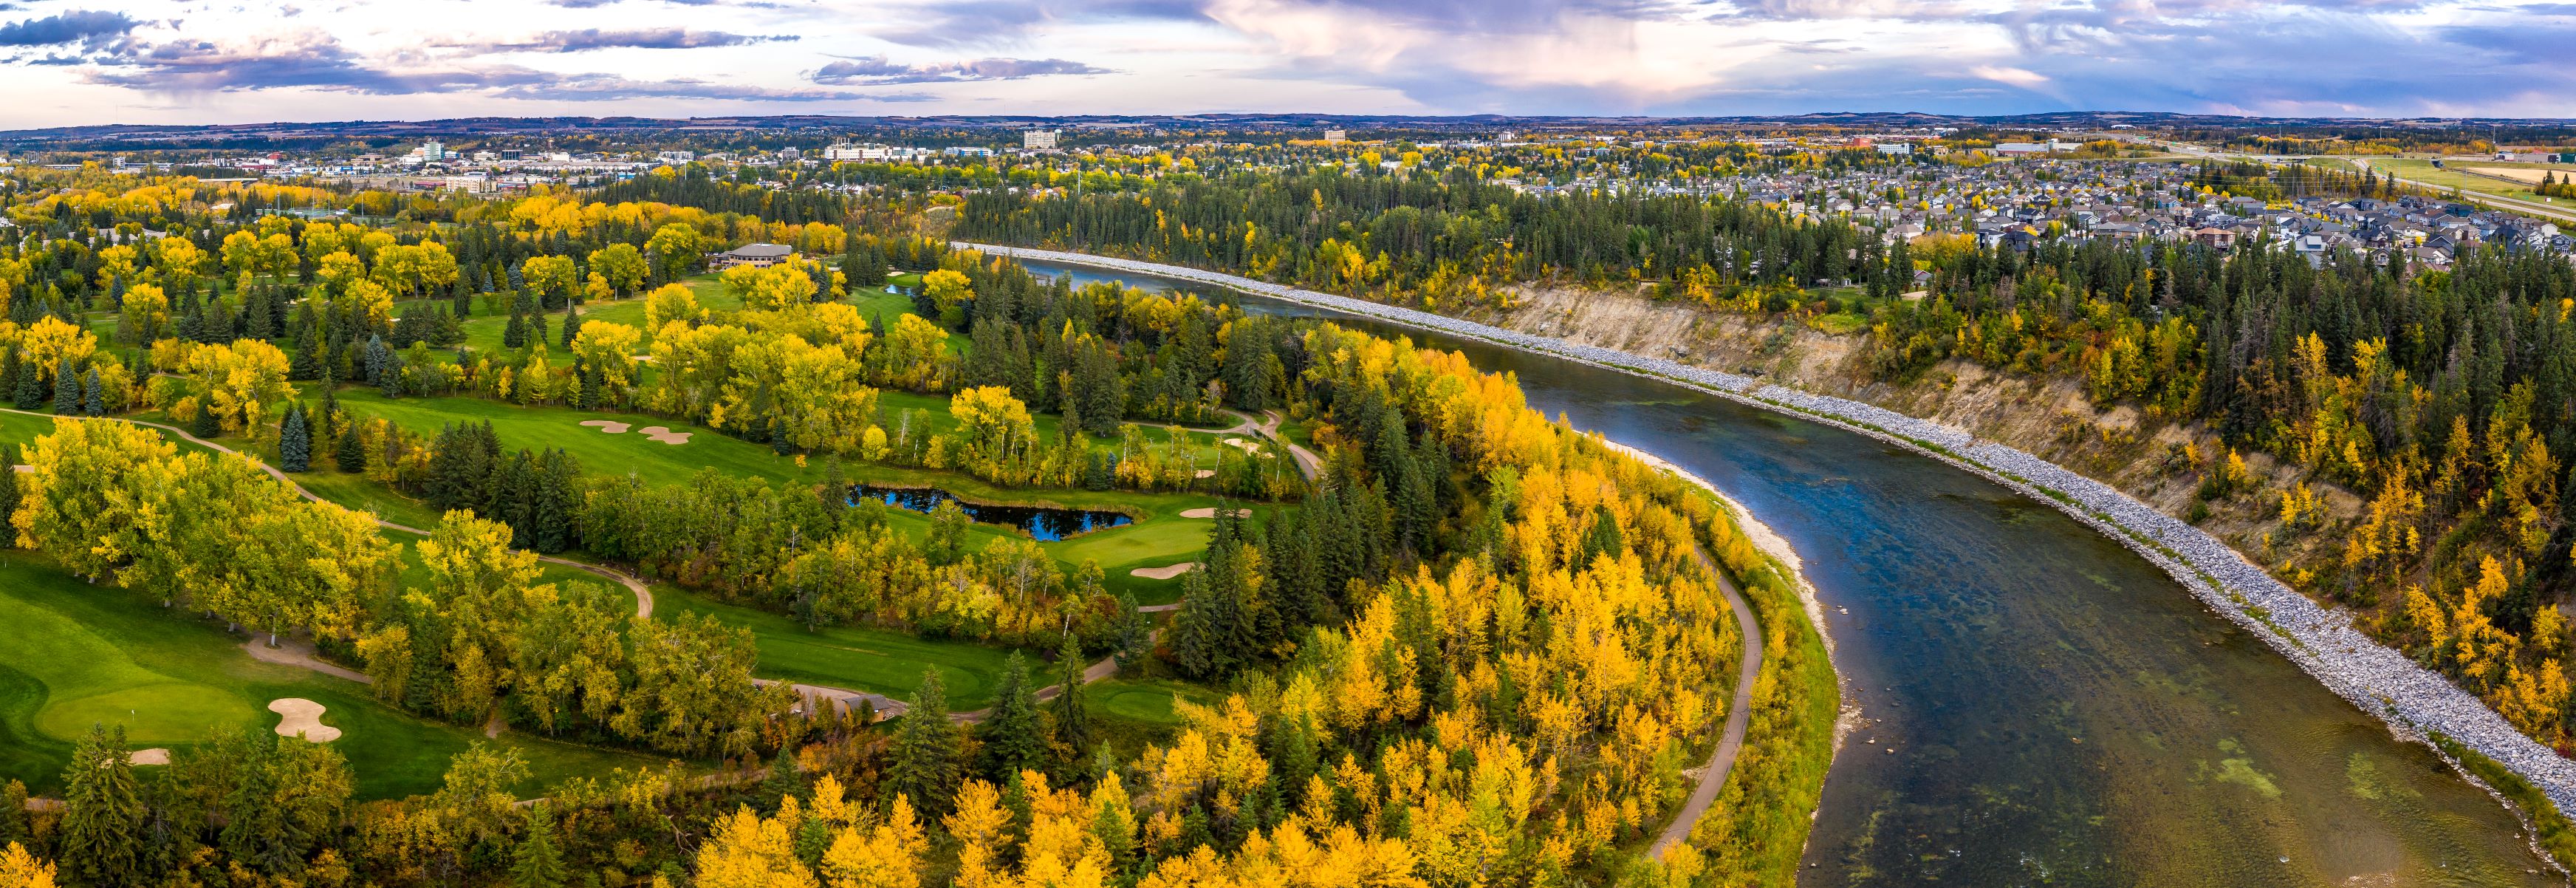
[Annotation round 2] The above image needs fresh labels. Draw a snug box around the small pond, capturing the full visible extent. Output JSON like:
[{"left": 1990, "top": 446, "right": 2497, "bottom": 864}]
[{"left": 849, "top": 484, "right": 1133, "bottom": 541}]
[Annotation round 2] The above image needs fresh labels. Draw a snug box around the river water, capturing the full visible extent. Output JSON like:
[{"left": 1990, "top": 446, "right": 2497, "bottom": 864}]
[{"left": 1020, "top": 260, "right": 2560, "bottom": 887}]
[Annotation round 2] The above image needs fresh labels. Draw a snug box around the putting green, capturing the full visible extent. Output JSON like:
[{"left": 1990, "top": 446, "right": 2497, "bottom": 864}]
[
  {"left": 1083, "top": 679, "right": 1219, "bottom": 725},
  {"left": 0, "top": 576, "right": 254, "bottom": 745},
  {"left": 37, "top": 684, "right": 261, "bottom": 745}
]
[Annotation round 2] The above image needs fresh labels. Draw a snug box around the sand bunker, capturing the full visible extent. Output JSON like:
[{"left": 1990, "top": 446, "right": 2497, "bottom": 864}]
[
  {"left": 637, "top": 426, "right": 693, "bottom": 445},
  {"left": 126, "top": 748, "right": 170, "bottom": 766},
  {"left": 1179, "top": 508, "right": 1251, "bottom": 519},
  {"left": 1193, "top": 469, "right": 1216, "bottom": 479},
  {"left": 268, "top": 698, "right": 340, "bottom": 742},
  {"left": 1130, "top": 562, "right": 1199, "bottom": 580},
  {"left": 580, "top": 420, "right": 631, "bottom": 434}
]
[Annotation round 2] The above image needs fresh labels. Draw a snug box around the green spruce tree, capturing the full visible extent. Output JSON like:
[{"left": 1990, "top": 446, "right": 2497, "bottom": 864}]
[
  {"left": 335, "top": 420, "right": 366, "bottom": 473},
  {"left": 58, "top": 724, "right": 148, "bottom": 888},
  {"left": 884, "top": 669, "right": 962, "bottom": 816},
  {"left": 50, "top": 358, "right": 77, "bottom": 414},
  {"left": 191, "top": 400, "right": 221, "bottom": 440},
  {"left": 279, "top": 404, "right": 312, "bottom": 472},
  {"left": 1049, "top": 632, "right": 1092, "bottom": 759},
  {"left": 976, "top": 653, "right": 1044, "bottom": 781},
  {"left": 510, "top": 804, "right": 568, "bottom": 888}
]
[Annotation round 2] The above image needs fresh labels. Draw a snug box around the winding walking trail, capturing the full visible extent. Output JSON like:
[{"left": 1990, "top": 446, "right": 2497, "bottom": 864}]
[
  {"left": 1653, "top": 538, "right": 1764, "bottom": 858},
  {"left": 0, "top": 407, "right": 658, "bottom": 621},
  {"left": 1233, "top": 409, "right": 1323, "bottom": 481}
]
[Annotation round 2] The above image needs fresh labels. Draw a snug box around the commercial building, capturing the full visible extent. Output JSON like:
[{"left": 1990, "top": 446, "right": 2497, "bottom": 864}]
[{"left": 709, "top": 242, "right": 795, "bottom": 270}]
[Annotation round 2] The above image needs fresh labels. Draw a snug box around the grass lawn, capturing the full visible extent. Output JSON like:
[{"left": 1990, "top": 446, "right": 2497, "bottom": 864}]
[
  {"left": 0, "top": 409, "right": 220, "bottom": 459},
  {"left": 1806, "top": 311, "right": 1870, "bottom": 335},
  {"left": 2371, "top": 157, "right": 2567, "bottom": 206},
  {"left": 323, "top": 389, "right": 797, "bottom": 488},
  {"left": 648, "top": 584, "right": 1029, "bottom": 710},
  {"left": 0, "top": 550, "right": 658, "bottom": 800},
  {"left": 852, "top": 290, "right": 914, "bottom": 321},
  {"left": 294, "top": 466, "right": 449, "bottom": 530},
  {"left": 314, "top": 389, "right": 1241, "bottom": 581},
  {"left": 1081, "top": 677, "right": 1219, "bottom": 726}
]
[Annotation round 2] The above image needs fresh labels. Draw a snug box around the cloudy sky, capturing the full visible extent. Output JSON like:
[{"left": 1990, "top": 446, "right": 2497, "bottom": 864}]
[{"left": 0, "top": 0, "right": 2568, "bottom": 128}]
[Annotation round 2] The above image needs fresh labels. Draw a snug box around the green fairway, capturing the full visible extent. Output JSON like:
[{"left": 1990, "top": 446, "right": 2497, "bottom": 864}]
[
  {"left": 649, "top": 584, "right": 1028, "bottom": 710},
  {"left": 1082, "top": 678, "right": 1219, "bottom": 725},
  {"left": 310, "top": 388, "right": 1238, "bottom": 589},
  {"left": 322, "top": 389, "right": 795, "bottom": 488},
  {"left": 0, "top": 410, "right": 220, "bottom": 459},
  {"left": 293, "top": 465, "right": 448, "bottom": 530},
  {"left": 0, "top": 551, "right": 657, "bottom": 799}
]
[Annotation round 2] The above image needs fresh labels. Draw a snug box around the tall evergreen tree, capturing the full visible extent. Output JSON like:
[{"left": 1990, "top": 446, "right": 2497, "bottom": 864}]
[
  {"left": 83, "top": 368, "right": 103, "bottom": 416},
  {"left": 503, "top": 311, "right": 527, "bottom": 349},
  {"left": 50, "top": 359, "right": 76, "bottom": 414},
  {"left": 0, "top": 444, "right": 21, "bottom": 527},
  {"left": 756, "top": 744, "right": 806, "bottom": 810},
  {"left": 532, "top": 448, "right": 579, "bottom": 553},
  {"left": 884, "top": 669, "right": 962, "bottom": 816},
  {"left": 13, "top": 356, "right": 43, "bottom": 411},
  {"left": 976, "top": 653, "right": 1044, "bottom": 781},
  {"left": 59, "top": 725, "right": 148, "bottom": 888},
  {"left": 376, "top": 352, "right": 402, "bottom": 397},
  {"left": 192, "top": 400, "right": 221, "bottom": 440},
  {"left": 1049, "top": 632, "right": 1092, "bottom": 759},
  {"left": 335, "top": 420, "right": 366, "bottom": 472},
  {"left": 1113, "top": 592, "right": 1151, "bottom": 670},
  {"left": 279, "top": 404, "right": 312, "bottom": 472},
  {"left": 559, "top": 302, "right": 583, "bottom": 348},
  {"left": 510, "top": 805, "right": 567, "bottom": 888},
  {"left": 0, "top": 778, "right": 27, "bottom": 848}
]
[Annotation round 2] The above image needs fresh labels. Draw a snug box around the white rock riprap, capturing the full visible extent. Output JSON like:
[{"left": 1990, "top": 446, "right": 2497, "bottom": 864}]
[{"left": 959, "top": 242, "right": 2576, "bottom": 811}]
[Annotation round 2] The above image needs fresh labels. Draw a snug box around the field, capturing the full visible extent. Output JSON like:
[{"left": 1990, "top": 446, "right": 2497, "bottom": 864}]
[
  {"left": 2461, "top": 164, "right": 2576, "bottom": 185},
  {"left": 0, "top": 550, "right": 657, "bottom": 799},
  {"left": 2367, "top": 157, "right": 2565, "bottom": 205}
]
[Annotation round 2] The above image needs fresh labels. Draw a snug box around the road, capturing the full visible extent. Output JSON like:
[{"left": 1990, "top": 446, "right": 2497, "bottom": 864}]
[{"left": 1651, "top": 536, "right": 1767, "bottom": 858}]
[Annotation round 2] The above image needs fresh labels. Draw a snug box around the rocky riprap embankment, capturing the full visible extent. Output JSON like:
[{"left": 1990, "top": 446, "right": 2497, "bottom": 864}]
[{"left": 959, "top": 242, "right": 2576, "bottom": 811}]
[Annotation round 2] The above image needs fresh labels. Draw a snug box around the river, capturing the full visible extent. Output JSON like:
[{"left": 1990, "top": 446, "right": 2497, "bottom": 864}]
[{"left": 1017, "top": 259, "right": 2562, "bottom": 887}]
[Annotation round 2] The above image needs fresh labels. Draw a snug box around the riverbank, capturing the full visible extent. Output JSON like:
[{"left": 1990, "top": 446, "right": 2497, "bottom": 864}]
[{"left": 956, "top": 242, "right": 2576, "bottom": 819}]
